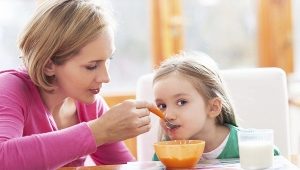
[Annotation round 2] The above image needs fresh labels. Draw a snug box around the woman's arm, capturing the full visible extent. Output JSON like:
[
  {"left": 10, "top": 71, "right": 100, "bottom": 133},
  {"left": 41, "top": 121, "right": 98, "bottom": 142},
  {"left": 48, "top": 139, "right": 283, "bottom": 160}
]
[
  {"left": 0, "top": 73, "right": 97, "bottom": 169},
  {"left": 85, "top": 99, "right": 152, "bottom": 164},
  {"left": 0, "top": 110, "right": 96, "bottom": 170},
  {"left": 90, "top": 141, "right": 134, "bottom": 164}
]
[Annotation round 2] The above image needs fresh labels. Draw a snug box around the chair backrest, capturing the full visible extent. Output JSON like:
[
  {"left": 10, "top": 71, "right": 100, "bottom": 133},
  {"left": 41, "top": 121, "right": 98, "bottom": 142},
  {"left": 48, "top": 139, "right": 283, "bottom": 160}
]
[{"left": 136, "top": 67, "right": 291, "bottom": 160}]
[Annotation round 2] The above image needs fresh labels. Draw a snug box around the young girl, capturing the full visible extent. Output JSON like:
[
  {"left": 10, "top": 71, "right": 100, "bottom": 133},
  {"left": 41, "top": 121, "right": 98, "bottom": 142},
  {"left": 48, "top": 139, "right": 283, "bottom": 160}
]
[{"left": 152, "top": 52, "right": 279, "bottom": 160}]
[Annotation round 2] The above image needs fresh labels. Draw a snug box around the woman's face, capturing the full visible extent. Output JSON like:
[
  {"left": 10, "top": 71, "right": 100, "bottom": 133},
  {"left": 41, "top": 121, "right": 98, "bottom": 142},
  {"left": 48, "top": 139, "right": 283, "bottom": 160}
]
[
  {"left": 153, "top": 72, "right": 214, "bottom": 140},
  {"left": 53, "top": 28, "right": 115, "bottom": 104}
]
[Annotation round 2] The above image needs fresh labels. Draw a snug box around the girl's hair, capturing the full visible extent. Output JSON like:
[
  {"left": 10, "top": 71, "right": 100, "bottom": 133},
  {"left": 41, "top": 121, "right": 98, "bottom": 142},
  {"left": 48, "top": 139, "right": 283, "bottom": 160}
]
[
  {"left": 18, "top": 0, "right": 115, "bottom": 91},
  {"left": 153, "top": 52, "right": 237, "bottom": 126}
]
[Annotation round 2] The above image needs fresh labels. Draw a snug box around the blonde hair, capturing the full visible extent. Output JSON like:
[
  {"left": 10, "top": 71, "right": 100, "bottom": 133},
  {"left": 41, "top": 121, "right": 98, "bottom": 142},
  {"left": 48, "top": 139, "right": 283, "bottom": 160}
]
[
  {"left": 153, "top": 52, "right": 237, "bottom": 127},
  {"left": 18, "top": 0, "right": 114, "bottom": 91}
]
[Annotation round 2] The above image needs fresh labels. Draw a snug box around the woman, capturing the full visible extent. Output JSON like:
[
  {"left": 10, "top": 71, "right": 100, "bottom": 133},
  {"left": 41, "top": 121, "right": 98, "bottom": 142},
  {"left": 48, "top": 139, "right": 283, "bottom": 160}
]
[{"left": 0, "top": 0, "right": 151, "bottom": 169}]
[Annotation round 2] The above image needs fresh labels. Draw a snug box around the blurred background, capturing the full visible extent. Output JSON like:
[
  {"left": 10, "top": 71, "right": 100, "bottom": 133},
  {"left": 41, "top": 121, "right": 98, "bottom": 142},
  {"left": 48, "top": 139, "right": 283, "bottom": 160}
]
[{"left": 0, "top": 0, "right": 299, "bottom": 163}]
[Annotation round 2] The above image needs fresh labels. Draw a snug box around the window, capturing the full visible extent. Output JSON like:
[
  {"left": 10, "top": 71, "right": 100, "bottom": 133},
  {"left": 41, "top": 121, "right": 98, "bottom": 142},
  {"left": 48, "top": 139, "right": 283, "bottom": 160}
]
[
  {"left": 0, "top": 0, "right": 152, "bottom": 93},
  {"left": 102, "top": 0, "right": 152, "bottom": 93},
  {"left": 0, "top": 0, "right": 36, "bottom": 70},
  {"left": 183, "top": 0, "right": 258, "bottom": 69}
]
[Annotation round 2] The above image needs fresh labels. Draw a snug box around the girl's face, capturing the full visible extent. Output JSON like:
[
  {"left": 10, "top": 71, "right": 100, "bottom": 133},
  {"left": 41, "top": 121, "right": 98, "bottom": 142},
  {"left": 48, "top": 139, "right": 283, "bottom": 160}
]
[
  {"left": 52, "top": 28, "right": 115, "bottom": 104},
  {"left": 153, "top": 72, "right": 216, "bottom": 140}
]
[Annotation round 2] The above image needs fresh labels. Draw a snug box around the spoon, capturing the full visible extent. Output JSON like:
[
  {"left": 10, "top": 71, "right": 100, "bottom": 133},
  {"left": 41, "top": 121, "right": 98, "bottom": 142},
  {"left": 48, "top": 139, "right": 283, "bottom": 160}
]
[{"left": 148, "top": 107, "right": 180, "bottom": 129}]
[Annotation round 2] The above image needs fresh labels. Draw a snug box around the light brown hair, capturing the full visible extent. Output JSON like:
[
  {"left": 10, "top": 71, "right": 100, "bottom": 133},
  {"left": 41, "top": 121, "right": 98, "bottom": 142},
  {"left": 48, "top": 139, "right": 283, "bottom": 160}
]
[
  {"left": 153, "top": 52, "right": 237, "bottom": 127},
  {"left": 18, "top": 0, "right": 114, "bottom": 91}
]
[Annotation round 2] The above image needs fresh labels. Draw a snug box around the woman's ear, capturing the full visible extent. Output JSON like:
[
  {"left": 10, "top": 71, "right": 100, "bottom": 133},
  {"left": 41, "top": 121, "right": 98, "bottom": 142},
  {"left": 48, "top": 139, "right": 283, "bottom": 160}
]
[
  {"left": 44, "top": 59, "right": 56, "bottom": 76},
  {"left": 207, "top": 97, "right": 222, "bottom": 118}
]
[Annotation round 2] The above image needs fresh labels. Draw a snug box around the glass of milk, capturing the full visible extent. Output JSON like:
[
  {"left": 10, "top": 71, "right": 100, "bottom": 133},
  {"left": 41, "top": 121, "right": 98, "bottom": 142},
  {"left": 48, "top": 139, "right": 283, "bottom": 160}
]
[{"left": 238, "top": 129, "right": 274, "bottom": 170}]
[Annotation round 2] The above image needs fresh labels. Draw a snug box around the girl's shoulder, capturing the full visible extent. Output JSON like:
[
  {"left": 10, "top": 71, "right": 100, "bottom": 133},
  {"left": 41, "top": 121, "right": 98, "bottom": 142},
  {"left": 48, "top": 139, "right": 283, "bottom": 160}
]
[
  {"left": 226, "top": 124, "right": 240, "bottom": 133},
  {"left": 225, "top": 124, "right": 280, "bottom": 156},
  {"left": 217, "top": 124, "right": 240, "bottom": 159}
]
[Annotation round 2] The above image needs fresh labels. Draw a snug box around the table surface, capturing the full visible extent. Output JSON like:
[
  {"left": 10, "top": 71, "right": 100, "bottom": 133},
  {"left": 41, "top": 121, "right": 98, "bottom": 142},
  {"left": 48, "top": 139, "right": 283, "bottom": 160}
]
[{"left": 59, "top": 156, "right": 299, "bottom": 170}]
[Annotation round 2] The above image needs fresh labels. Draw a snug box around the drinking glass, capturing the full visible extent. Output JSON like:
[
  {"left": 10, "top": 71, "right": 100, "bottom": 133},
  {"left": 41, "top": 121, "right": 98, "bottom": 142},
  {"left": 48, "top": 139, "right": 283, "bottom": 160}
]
[{"left": 238, "top": 129, "right": 274, "bottom": 170}]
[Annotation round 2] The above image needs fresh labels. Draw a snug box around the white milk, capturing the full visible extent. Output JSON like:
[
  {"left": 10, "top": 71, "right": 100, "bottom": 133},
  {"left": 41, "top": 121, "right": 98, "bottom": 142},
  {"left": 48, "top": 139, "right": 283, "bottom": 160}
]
[{"left": 239, "top": 141, "right": 273, "bottom": 169}]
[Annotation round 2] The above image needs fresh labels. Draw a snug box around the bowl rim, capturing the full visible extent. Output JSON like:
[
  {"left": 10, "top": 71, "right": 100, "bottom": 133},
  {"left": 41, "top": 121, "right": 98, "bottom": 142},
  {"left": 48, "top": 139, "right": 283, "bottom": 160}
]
[{"left": 154, "top": 140, "right": 205, "bottom": 146}]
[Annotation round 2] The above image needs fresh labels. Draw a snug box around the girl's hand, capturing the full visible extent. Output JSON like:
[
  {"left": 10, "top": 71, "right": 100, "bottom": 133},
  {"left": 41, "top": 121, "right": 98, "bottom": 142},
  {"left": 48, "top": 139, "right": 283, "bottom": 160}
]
[{"left": 88, "top": 100, "right": 152, "bottom": 146}]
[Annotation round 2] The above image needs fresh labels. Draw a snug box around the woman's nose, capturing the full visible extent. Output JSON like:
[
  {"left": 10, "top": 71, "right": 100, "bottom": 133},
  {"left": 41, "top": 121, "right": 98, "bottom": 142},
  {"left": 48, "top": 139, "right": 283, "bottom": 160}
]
[{"left": 95, "top": 64, "right": 110, "bottom": 83}]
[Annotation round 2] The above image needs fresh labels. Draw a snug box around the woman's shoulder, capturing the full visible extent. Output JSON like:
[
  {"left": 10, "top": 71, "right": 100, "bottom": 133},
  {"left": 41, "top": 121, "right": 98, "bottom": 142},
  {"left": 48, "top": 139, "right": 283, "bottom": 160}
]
[
  {"left": 0, "top": 69, "right": 36, "bottom": 115},
  {"left": 0, "top": 69, "right": 31, "bottom": 86},
  {"left": 0, "top": 69, "right": 34, "bottom": 94}
]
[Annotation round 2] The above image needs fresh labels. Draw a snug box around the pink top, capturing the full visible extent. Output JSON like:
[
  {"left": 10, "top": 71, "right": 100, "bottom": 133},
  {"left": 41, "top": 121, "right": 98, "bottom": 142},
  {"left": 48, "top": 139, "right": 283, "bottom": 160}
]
[{"left": 0, "top": 69, "right": 134, "bottom": 169}]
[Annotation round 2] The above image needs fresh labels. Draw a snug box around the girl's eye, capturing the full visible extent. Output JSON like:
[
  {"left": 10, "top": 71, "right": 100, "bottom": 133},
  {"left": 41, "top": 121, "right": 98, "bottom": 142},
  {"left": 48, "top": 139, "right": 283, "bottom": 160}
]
[
  {"left": 177, "top": 99, "right": 187, "bottom": 106},
  {"left": 157, "top": 103, "right": 166, "bottom": 111}
]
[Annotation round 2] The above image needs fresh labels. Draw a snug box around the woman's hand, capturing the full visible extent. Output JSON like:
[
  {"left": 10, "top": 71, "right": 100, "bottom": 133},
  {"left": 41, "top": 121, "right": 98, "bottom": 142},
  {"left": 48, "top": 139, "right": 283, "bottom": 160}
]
[{"left": 87, "top": 100, "right": 152, "bottom": 146}]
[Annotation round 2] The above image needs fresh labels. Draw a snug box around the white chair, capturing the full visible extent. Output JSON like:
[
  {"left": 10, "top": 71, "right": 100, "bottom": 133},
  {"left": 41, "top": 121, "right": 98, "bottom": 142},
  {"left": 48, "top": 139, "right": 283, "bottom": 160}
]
[{"left": 136, "top": 67, "right": 291, "bottom": 160}]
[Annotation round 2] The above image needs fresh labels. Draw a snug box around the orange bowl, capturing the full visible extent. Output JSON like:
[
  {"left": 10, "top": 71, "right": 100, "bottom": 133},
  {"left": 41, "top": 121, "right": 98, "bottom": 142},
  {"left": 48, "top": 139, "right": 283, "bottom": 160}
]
[{"left": 154, "top": 140, "right": 205, "bottom": 168}]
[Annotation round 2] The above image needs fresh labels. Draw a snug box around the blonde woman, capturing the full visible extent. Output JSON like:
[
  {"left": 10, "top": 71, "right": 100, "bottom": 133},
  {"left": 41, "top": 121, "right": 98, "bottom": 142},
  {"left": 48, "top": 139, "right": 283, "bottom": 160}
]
[
  {"left": 0, "top": 0, "right": 152, "bottom": 169},
  {"left": 152, "top": 52, "right": 279, "bottom": 161}
]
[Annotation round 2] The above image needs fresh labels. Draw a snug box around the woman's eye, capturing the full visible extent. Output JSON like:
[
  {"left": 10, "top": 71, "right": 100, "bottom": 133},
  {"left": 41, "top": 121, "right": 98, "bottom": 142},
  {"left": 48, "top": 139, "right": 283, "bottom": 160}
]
[
  {"left": 86, "top": 65, "right": 97, "bottom": 70},
  {"left": 177, "top": 99, "right": 187, "bottom": 106}
]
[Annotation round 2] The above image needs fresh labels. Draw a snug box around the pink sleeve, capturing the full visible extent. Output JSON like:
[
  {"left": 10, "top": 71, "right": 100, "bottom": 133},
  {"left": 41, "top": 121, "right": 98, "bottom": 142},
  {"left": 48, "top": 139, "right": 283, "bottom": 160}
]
[
  {"left": 0, "top": 71, "right": 133, "bottom": 169},
  {"left": 1, "top": 123, "right": 96, "bottom": 169},
  {"left": 0, "top": 72, "right": 97, "bottom": 169},
  {"left": 91, "top": 141, "right": 135, "bottom": 165},
  {"left": 81, "top": 97, "right": 135, "bottom": 164}
]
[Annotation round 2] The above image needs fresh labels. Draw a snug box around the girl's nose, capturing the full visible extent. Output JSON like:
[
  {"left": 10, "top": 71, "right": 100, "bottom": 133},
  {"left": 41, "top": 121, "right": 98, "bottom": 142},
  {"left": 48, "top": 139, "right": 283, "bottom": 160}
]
[{"left": 164, "top": 109, "right": 177, "bottom": 120}]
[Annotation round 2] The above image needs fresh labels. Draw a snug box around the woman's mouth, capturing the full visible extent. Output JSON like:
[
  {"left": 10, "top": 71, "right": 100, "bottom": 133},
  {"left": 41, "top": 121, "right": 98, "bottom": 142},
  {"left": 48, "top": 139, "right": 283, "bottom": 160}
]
[{"left": 89, "top": 88, "right": 100, "bottom": 94}]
